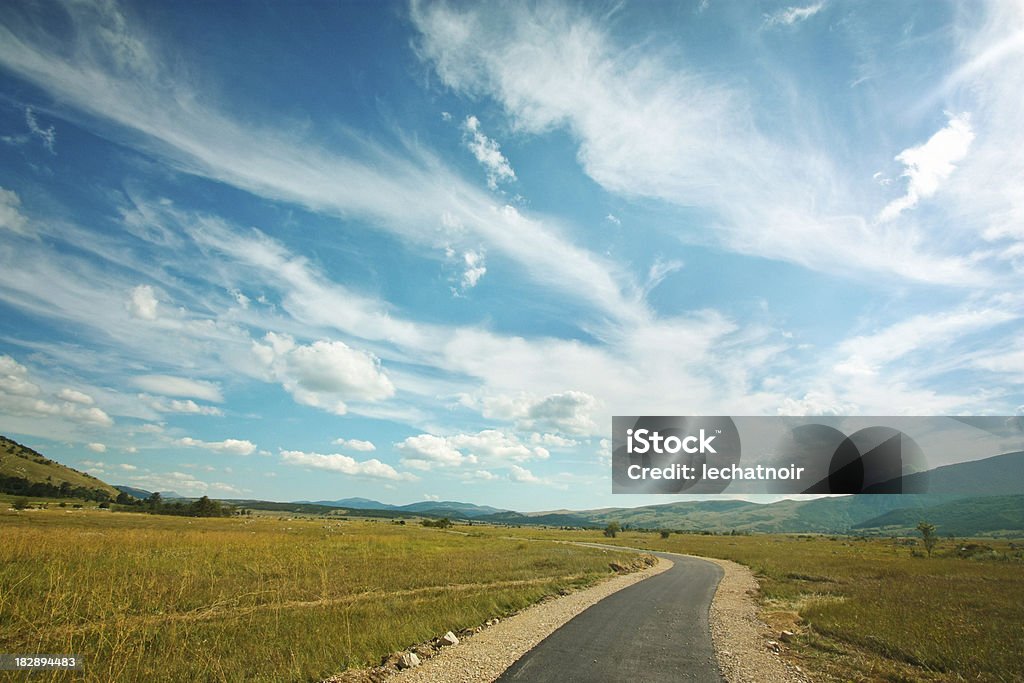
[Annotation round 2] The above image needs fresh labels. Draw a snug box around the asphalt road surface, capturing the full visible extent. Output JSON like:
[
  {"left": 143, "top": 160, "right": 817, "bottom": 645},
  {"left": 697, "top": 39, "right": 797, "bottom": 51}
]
[{"left": 496, "top": 551, "right": 724, "bottom": 683}]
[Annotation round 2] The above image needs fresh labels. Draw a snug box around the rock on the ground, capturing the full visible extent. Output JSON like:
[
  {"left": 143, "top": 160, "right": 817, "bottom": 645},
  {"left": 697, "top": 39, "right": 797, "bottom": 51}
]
[
  {"left": 440, "top": 631, "right": 459, "bottom": 647},
  {"left": 397, "top": 653, "right": 420, "bottom": 670}
]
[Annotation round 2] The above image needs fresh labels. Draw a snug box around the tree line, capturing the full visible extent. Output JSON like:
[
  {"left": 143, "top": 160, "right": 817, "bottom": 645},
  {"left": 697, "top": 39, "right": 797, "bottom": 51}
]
[{"left": 1, "top": 473, "right": 112, "bottom": 502}]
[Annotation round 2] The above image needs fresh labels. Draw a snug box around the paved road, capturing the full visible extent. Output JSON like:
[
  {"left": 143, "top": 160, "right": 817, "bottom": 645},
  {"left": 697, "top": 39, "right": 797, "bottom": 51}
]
[{"left": 496, "top": 551, "right": 724, "bottom": 683}]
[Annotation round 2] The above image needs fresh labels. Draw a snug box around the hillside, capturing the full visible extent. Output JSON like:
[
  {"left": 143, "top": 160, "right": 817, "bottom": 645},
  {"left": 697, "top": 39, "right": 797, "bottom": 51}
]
[
  {"left": 852, "top": 495, "right": 1024, "bottom": 537},
  {"left": 1, "top": 435, "right": 121, "bottom": 500},
  {"left": 303, "top": 497, "right": 509, "bottom": 518}
]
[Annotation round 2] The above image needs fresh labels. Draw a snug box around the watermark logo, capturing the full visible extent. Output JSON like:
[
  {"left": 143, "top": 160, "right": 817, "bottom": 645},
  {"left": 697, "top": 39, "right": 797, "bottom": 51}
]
[{"left": 611, "top": 416, "right": 1024, "bottom": 495}]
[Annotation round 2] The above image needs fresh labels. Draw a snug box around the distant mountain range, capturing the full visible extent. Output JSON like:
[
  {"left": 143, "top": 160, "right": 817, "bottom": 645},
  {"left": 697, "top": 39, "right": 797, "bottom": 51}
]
[
  {"left": 290, "top": 451, "right": 1024, "bottom": 536},
  {"left": 4, "top": 434, "right": 1022, "bottom": 537},
  {"left": 299, "top": 497, "right": 509, "bottom": 518},
  {"left": 114, "top": 485, "right": 184, "bottom": 500}
]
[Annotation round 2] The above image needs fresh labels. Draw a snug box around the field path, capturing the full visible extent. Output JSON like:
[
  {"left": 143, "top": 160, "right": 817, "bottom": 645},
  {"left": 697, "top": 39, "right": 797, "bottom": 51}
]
[{"left": 496, "top": 550, "right": 723, "bottom": 682}]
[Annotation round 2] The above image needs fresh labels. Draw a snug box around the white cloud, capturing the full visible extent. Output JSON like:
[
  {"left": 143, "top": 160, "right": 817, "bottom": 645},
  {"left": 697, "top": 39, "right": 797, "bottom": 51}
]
[
  {"left": 397, "top": 433, "right": 476, "bottom": 469},
  {"left": 332, "top": 438, "right": 376, "bottom": 452},
  {"left": 879, "top": 113, "right": 975, "bottom": 222},
  {"left": 397, "top": 429, "right": 550, "bottom": 471},
  {"left": 764, "top": 2, "right": 826, "bottom": 28},
  {"left": 776, "top": 392, "right": 857, "bottom": 416},
  {"left": 462, "top": 115, "right": 516, "bottom": 190},
  {"left": 142, "top": 396, "right": 223, "bottom": 416},
  {"left": 474, "top": 390, "right": 598, "bottom": 436},
  {"left": 423, "top": 493, "right": 440, "bottom": 501},
  {"left": 118, "top": 463, "right": 137, "bottom": 471},
  {"left": 0, "top": 355, "right": 114, "bottom": 427},
  {"left": 126, "top": 284, "right": 159, "bottom": 320},
  {"left": 529, "top": 432, "right": 578, "bottom": 448},
  {"left": 58, "top": 388, "right": 95, "bottom": 405},
  {"left": 509, "top": 464, "right": 540, "bottom": 483},
  {"left": 834, "top": 306, "right": 1016, "bottom": 377},
  {"left": 411, "top": 2, "right": 987, "bottom": 286},
  {"left": 132, "top": 375, "right": 223, "bottom": 402},
  {"left": 126, "top": 470, "right": 237, "bottom": 496},
  {"left": 252, "top": 333, "right": 394, "bottom": 415},
  {"left": 280, "top": 449, "right": 415, "bottom": 481},
  {"left": 605, "top": 213, "right": 621, "bottom": 226},
  {"left": 0, "top": 187, "right": 31, "bottom": 235},
  {"left": 86, "top": 442, "right": 106, "bottom": 453},
  {"left": 644, "top": 257, "right": 684, "bottom": 295},
  {"left": 25, "top": 107, "right": 56, "bottom": 153},
  {"left": 177, "top": 436, "right": 256, "bottom": 456},
  {"left": 0, "top": 3, "right": 640, "bottom": 324},
  {"left": 460, "top": 249, "right": 487, "bottom": 291}
]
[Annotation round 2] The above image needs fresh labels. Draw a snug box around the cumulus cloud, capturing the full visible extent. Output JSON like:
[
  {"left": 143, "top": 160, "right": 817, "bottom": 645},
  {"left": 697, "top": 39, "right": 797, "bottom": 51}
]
[
  {"left": 509, "top": 464, "right": 540, "bottom": 483},
  {"left": 0, "top": 187, "right": 31, "bottom": 236},
  {"left": 397, "top": 429, "right": 549, "bottom": 471},
  {"left": 280, "top": 449, "right": 415, "bottom": 481},
  {"left": 879, "top": 113, "right": 975, "bottom": 222},
  {"left": 332, "top": 438, "right": 376, "bottom": 452},
  {"left": 529, "top": 432, "right": 578, "bottom": 448},
  {"left": 86, "top": 442, "right": 106, "bottom": 453},
  {"left": 473, "top": 390, "right": 598, "bottom": 435},
  {"left": 462, "top": 115, "right": 516, "bottom": 190},
  {"left": 0, "top": 355, "right": 113, "bottom": 426},
  {"left": 132, "top": 374, "right": 223, "bottom": 402},
  {"left": 177, "top": 436, "right": 256, "bottom": 456},
  {"left": 252, "top": 332, "right": 395, "bottom": 415},
  {"left": 126, "top": 284, "right": 159, "bottom": 320},
  {"left": 461, "top": 249, "right": 487, "bottom": 290},
  {"left": 397, "top": 433, "right": 476, "bottom": 469}
]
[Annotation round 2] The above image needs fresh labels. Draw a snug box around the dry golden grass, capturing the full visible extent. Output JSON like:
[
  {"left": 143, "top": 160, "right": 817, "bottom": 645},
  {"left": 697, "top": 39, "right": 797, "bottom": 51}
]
[
  {"left": 495, "top": 527, "right": 1024, "bottom": 682},
  {"left": 0, "top": 510, "right": 637, "bottom": 682}
]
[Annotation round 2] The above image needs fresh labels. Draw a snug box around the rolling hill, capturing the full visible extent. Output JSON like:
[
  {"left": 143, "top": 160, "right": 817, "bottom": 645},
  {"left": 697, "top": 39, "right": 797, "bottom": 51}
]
[
  {"left": 1, "top": 435, "right": 120, "bottom": 500},
  {"left": 302, "top": 497, "right": 509, "bottom": 518},
  {"left": 851, "top": 495, "right": 1024, "bottom": 536}
]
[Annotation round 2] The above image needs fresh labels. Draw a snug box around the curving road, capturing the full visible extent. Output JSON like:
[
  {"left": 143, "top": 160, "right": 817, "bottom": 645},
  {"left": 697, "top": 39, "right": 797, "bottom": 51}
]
[{"left": 496, "top": 550, "right": 724, "bottom": 682}]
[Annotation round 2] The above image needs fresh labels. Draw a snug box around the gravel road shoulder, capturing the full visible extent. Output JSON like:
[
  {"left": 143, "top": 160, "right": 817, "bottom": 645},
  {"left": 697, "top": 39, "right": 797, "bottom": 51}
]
[{"left": 699, "top": 555, "right": 810, "bottom": 683}]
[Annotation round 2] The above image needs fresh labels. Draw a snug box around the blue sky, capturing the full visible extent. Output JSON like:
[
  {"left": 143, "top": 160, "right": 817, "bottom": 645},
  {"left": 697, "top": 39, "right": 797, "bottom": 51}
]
[{"left": 0, "top": 0, "right": 1022, "bottom": 511}]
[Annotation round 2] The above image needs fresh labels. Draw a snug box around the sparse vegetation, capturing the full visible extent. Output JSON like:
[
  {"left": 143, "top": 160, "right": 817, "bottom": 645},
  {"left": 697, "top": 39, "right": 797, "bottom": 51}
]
[
  {"left": 603, "top": 521, "right": 620, "bottom": 538},
  {"left": 916, "top": 520, "right": 937, "bottom": 557}
]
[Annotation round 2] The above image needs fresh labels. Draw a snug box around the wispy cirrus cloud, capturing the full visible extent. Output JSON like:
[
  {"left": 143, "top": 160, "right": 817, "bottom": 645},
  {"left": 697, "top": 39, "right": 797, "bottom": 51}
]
[
  {"left": 764, "top": 2, "right": 826, "bottom": 28},
  {"left": 409, "top": 1, "right": 996, "bottom": 287},
  {"left": 0, "top": 0, "right": 641, "bottom": 325}
]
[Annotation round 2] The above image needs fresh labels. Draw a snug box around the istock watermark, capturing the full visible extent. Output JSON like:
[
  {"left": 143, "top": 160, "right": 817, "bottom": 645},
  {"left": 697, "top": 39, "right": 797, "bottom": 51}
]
[{"left": 611, "top": 415, "right": 1024, "bottom": 495}]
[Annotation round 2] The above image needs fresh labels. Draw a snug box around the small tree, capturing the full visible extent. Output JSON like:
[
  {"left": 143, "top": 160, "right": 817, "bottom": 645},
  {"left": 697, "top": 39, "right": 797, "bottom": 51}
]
[
  {"left": 916, "top": 521, "right": 937, "bottom": 557},
  {"left": 12, "top": 497, "right": 30, "bottom": 510},
  {"left": 603, "top": 521, "right": 620, "bottom": 538},
  {"left": 660, "top": 530, "right": 671, "bottom": 539}
]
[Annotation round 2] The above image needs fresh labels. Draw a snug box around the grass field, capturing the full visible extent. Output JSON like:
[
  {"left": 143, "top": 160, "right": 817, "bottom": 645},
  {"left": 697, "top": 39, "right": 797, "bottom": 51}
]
[
  {"left": 494, "top": 527, "right": 1024, "bottom": 682},
  {"left": 4, "top": 506, "right": 1022, "bottom": 683},
  {"left": 0, "top": 509, "right": 643, "bottom": 682}
]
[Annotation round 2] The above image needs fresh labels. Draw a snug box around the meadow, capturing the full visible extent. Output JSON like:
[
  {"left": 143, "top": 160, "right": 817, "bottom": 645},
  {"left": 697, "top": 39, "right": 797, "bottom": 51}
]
[
  {"left": 496, "top": 526, "right": 1024, "bottom": 682},
  {"left": 0, "top": 508, "right": 641, "bottom": 682}
]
